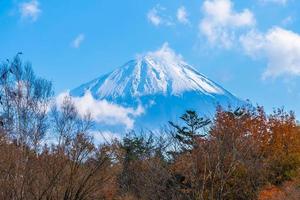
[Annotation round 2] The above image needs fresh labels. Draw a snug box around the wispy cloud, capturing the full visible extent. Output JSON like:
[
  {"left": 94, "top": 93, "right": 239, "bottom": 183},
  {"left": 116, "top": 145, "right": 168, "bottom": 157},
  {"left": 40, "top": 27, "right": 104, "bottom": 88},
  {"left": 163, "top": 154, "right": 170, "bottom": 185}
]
[
  {"left": 147, "top": 5, "right": 173, "bottom": 26},
  {"left": 71, "top": 34, "right": 85, "bottom": 48},
  {"left": 199, "top": 0, "right": 255, "bottom": 48},
  {"left": 144, "top": 42, "right": 185, "bottom": 66},
  {"left": 240, "top": 27, "right": 300, "bottom": 78},
  {"left": 177, "top": 6, "right": 189, "bottom": 24},
  {"left": 147, "top": 6, "right": 161, "bottom": 26},
  {"left": 281, "top": 16, "right": 293, "bottom": 26},
  {"left": 260, "top": 0, "right": 288, "bottom": 5},
  {"left": 56, "top": 91, "right": 144, "bottom": 129},
  {"left": 19, "top": 0, "right": 41, "bottom": 22}
]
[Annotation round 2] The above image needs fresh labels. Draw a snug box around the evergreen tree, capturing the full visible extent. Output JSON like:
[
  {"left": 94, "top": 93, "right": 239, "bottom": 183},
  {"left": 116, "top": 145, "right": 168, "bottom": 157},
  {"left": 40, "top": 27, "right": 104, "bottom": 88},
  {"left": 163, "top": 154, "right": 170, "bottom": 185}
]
[{"left": 169, "top": 110, "right": 210, "bottom": 152}]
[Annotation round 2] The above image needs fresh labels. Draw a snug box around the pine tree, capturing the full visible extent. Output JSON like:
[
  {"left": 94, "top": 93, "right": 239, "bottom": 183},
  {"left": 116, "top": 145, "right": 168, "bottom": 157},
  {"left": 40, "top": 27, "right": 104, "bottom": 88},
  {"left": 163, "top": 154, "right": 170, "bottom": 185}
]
[{"left": 169, "top": 110, "right": 210, "bottom": 152}]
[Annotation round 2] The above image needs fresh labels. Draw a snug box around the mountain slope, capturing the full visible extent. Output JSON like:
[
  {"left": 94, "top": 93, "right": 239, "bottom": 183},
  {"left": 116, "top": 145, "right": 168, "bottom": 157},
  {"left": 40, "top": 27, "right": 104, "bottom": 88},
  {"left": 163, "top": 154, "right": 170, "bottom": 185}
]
[{"left": 71, "top": 44, "right": 244, "bottom": 130}]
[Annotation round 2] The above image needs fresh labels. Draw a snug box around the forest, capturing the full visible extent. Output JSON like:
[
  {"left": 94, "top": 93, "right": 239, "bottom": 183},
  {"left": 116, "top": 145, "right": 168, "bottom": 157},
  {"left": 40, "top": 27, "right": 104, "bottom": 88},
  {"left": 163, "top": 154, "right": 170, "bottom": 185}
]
[{"left": 1, "top": 55, "right": 300, "bottom": 200}]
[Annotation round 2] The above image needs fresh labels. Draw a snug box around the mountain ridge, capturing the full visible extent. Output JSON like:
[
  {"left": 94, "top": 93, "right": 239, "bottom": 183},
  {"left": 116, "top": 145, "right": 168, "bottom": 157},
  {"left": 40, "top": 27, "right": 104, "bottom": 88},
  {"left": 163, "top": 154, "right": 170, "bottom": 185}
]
[{"left": 70, "top": 44, "right": 244, "bottom": 130}]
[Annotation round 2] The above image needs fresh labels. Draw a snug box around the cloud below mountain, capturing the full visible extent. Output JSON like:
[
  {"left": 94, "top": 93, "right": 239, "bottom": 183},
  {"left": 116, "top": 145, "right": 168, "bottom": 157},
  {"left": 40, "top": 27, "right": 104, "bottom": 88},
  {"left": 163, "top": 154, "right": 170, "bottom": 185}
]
[{"left": 56, "top": 91, "right": 144, "bottom": 129}]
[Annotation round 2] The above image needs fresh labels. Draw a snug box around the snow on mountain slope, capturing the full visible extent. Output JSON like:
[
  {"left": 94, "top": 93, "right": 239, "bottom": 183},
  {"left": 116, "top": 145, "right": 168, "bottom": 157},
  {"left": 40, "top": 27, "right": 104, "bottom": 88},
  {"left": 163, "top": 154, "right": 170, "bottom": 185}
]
[
  {"left": 70, "top": 43, "right": 244, "bottom": 130},
  {"left": 72, "top": 43, "right": 225, "bottom": 99}
]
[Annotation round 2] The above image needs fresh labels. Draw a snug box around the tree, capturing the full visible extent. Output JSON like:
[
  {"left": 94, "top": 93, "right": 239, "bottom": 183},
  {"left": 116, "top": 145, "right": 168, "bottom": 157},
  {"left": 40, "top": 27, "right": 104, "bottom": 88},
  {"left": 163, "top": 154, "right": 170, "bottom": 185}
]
[
  {"left": 0, "top": 55, "right": 112, "bottom": 200},
  {"left": 0, "top": 54, "right": 53, "bottom": 149},
  {"left": 169, "top": 110, "right": 210, "bottom": 153}
]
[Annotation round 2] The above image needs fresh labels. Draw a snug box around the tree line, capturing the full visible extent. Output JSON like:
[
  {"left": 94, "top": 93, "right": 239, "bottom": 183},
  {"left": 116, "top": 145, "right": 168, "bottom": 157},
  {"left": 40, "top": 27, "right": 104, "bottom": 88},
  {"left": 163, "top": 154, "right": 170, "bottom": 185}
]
[{"left": 0, "top": 55, "right": 300, "bottom": 199}]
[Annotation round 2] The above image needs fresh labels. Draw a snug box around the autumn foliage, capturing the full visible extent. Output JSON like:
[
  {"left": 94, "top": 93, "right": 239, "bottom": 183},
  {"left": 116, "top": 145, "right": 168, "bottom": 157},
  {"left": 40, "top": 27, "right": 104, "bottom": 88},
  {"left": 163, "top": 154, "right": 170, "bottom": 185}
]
[{"left": 0, "top": 55, "right": 300, "bottom": 199}]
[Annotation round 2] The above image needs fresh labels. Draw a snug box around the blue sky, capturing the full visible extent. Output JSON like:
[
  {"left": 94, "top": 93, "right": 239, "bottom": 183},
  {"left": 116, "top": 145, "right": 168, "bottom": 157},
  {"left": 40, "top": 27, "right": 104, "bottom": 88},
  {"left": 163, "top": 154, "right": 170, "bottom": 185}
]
[{"left": 1, "top": 0, "right": 300, "bottom": 115}]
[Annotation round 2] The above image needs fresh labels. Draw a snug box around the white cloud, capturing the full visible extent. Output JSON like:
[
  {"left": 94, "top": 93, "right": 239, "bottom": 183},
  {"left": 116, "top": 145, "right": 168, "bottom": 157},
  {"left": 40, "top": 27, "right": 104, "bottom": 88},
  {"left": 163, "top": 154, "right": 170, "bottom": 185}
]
[
  {"left": 177, "top": 6, "right": 189, "bottom": 24},
  {"left": 91, "top": 130, "right": 120, "bottom": 144},
  {"left": 19, "top": 0, "right": 41, "bottom": 21},
  {"left": 240, "top": 27, "right": 300, "bottom": 78},
  {"left": 281, "top": 16, "right": 293, "bottom": 26},
  {"left": 260, "top": 0, "right": 288, "bottom": 5},
  {"left": 200, "top": 0, "right": 255, "bottom": 48},
  {"left": 239, "top": 30, "right": 266, "bottom": 58},
  {"left": 56, "top": 91, "right": 144, "bottom": 129},
  {"left": 145, "top": 42, "right": 185, "bottom": 65},
  {"left": 71, "top": 34, "right": 85, "bottom": 48},
  {"left": 147, "top": 7, "right": 161, "bottom": 26},
  {"left": 147, "top": 5, "right": 173, "bottom": 26}
]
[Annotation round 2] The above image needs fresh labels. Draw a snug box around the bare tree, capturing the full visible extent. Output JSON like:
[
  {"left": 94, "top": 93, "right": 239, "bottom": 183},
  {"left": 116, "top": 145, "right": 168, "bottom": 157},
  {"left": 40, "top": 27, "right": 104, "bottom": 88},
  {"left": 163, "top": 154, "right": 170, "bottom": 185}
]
[{"left": 0, "top": 54, "right": 53, "bottom": 149}]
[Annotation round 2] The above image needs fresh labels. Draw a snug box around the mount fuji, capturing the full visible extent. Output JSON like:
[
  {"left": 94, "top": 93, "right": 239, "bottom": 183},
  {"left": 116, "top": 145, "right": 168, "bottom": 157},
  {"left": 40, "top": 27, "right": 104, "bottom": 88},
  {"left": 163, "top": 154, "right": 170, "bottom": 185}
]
[{"left": 70, "top": 44, "right": 244, "bottom": 131}]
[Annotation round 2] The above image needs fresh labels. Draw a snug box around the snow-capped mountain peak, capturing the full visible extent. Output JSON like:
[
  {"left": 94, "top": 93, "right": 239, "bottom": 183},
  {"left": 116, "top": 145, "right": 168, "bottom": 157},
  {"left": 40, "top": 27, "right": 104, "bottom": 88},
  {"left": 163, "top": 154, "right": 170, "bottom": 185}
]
[
  {"left": 70, "top": 43, "right": 243, "bottom": 130},
  {"left": 72, "top": 43, "right": 226, "bottom": 100}
]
